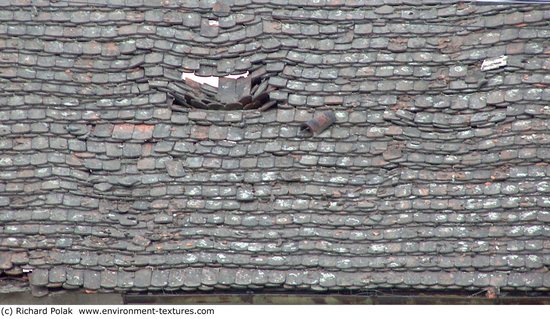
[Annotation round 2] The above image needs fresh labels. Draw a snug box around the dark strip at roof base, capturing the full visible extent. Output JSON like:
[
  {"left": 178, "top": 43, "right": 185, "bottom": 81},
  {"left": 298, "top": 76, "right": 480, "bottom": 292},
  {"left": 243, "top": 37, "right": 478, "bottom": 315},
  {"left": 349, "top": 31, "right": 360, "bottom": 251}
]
[
  {"left": 0, "top": 0, "right": 549, "bottom": 295},
  {"left": 474, "top": 1, "right": 550, "bottom": 4}
]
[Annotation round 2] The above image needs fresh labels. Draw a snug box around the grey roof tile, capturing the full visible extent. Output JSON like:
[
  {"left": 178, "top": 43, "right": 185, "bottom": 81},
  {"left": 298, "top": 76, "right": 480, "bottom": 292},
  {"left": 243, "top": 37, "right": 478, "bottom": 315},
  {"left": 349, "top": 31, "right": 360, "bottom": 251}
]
[
  {"left": 83, "top": 270, "right": 101, "bottom": 290},
  {"left": 150, "top": 269, "right": 169, "bottom": 288},
  {"left": 100, "top": 270, "right": 117, "bottom": 289},
  {"left": 165, "top": 160, "right": 185, "bottom": 177},
  {"left": 132, "top": 269, "right": 152, "bottom": 288}
]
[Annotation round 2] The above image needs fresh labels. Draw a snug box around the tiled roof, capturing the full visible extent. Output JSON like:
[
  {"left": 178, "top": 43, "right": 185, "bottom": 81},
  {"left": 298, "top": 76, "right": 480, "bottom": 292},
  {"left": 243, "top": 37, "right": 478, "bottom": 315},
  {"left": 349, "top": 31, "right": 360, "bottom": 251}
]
[{"left": 0, "top": 0, "right": 550, "bottom": 295}]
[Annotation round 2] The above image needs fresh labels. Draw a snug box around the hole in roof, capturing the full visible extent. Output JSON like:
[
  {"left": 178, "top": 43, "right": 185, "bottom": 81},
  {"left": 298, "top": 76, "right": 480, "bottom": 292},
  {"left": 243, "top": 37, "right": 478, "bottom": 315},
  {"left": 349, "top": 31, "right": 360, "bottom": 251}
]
[
  {"left": 181, "top": 72, "right": 249, "bottom": 88},
  {"left": 169, "top": 67, "right": 278, "bottom": 112}
]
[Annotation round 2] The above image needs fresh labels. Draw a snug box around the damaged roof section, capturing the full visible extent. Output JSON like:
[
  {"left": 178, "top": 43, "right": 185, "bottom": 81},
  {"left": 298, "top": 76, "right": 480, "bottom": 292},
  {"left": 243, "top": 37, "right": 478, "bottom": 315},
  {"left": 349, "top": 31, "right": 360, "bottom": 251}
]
[
  {"left": 0, "top": 0, "right": 549, "bottom": 295},
  {"left": 154, "top": 66, "right": 278, "bottom": 111}
]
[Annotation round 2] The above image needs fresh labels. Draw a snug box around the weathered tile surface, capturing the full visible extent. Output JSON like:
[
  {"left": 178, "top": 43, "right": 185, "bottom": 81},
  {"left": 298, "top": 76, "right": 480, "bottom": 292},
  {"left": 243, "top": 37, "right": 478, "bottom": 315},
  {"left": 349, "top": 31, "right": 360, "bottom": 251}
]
[{"left": 0, "top": 0, "right": 549, "bottom": 294}]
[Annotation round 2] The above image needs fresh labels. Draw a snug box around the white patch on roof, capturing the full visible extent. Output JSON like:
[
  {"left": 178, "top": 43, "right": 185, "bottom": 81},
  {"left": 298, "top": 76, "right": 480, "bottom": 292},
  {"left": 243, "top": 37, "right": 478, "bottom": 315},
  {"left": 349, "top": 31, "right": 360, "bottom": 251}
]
[
  {"left": 181, "top": 72, "right": 249, "bottom": 87},
  {"left": 481, "top": 55, "right": 508, "bottom": 71}
]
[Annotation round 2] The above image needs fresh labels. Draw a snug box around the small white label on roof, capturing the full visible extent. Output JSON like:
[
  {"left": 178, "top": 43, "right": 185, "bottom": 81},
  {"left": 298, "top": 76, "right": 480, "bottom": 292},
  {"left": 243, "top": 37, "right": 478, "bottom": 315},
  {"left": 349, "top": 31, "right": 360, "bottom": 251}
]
[{"left": 481, "top": 55, "right": 507, "bottom": 71}]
